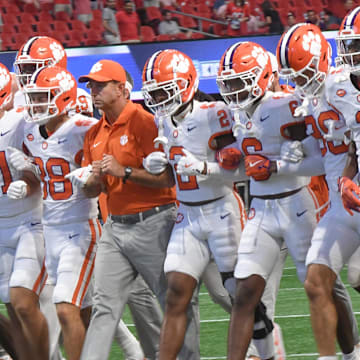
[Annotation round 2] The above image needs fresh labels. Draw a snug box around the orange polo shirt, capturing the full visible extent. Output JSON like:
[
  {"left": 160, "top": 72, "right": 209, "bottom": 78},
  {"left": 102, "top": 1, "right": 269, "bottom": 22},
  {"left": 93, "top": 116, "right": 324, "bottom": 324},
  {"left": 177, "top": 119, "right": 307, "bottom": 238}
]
[{"left": 82, "top": 100, "right": 176, "bottom": 216}]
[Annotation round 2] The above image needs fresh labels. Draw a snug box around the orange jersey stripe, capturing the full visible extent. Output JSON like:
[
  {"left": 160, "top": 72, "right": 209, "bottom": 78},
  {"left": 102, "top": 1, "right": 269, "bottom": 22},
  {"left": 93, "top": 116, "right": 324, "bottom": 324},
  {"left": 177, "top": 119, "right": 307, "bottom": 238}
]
[
  {"left": 32, "top": 258, "right": 47, "bottom": 294},
  {"left": 233, "top": 190, "right": 247, "bottom": 230},
  {"left": 71, "top": 219, "right": 97, "bottom": 306}
]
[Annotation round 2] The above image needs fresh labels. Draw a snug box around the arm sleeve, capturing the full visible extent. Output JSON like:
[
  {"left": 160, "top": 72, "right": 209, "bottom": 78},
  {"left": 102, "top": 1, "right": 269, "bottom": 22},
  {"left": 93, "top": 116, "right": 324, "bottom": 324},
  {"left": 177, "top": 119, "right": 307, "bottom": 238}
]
[{"left": 207, "top": 161, "right": 248, "bottom": 182}]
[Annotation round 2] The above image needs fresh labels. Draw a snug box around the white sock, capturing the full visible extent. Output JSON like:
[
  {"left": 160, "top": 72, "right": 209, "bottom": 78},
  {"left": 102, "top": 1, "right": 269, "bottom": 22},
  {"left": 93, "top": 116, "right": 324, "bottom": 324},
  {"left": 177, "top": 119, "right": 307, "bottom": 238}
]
[
  {"left": 343, "top": 348, "right": 357, "bottom": 360},
  {"left": 114, "top": 320, "right": 144, "bottom": 360},
  {"left": 318, "top": 356, "right": 338, "bottom": 360}
]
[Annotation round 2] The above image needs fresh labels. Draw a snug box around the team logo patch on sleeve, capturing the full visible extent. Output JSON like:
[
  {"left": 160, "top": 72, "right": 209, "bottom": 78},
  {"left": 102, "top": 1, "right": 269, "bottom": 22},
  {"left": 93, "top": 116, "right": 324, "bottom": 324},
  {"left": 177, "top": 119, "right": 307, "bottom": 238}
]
[
  {"left": 336, "top": 89, "right": 346, "bottom": 97},
  {"left": 27, "top": 134, "right": 34, "bottom": 141}
]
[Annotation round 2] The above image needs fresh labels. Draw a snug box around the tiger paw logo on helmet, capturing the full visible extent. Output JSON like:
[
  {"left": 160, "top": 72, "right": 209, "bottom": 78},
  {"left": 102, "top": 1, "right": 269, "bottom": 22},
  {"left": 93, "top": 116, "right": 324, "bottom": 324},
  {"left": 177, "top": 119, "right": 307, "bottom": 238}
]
[
  {"left": 90, "top": 62, "right": 102, "bottom": 74},
  {"left": 56, "top": 71, "right": 75, "bottom": 92},
  {"left": 49, "top": 42, "right": 65, "bottom": 63},
  {"left": 170, "top": 53, "right": 190, "bottom": 74},
  {"left": 0, "top": 68, "right": 10, "bottom": 90},
  {"left": 302, "top": 31, "right": 321, "bottom": 56},
  {"left": 251, "top": 46, "right": 268, "bottom": 68}
]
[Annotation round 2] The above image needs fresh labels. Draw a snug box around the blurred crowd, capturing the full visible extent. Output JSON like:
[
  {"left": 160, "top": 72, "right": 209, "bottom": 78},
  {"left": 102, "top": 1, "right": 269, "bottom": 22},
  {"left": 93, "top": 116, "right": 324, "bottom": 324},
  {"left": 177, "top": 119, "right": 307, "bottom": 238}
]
[{"left": 0, "top": 0, "right": 359, "bottom": 50}]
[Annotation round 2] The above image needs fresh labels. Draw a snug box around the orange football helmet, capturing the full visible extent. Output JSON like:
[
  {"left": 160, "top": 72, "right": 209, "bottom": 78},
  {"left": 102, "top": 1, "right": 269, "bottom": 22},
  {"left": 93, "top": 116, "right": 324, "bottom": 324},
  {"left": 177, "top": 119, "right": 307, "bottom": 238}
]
[
  {"left": 24, "top": 66, "right": 77, "bottom": 124},
  {"left": 217, "top": 41, "right": 272, "bottom": 110},
  {"left": 0, "top": 63, "right": 12, "bottom": 109},
  {"left": 141, "top": 49, "right": 199, "bottom": 116},
  {"left": 336, "top": 6, "right": 360, "bottom": 74},
  {"left": 14, "top": 36, "right": 67, "bottom": 88},
  {"left": 277, "top": 23, "right": 331, "bottom": 96}
]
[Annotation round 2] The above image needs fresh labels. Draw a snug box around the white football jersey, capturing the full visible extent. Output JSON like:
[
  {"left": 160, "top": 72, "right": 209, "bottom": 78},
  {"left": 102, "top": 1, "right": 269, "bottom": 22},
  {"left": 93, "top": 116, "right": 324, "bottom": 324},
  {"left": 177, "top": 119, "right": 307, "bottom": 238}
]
[
  {"left": 235, "top": 91, "right": 309, "bottom": 196},
  {"left": 0, "top": 108, "right": 41, "bottom": 225},
  {"left": 23, "top": 114, "right": 98, "bottom": 225},
  {"left": 306, "top": 89, "right": 348, "bottom": 198},
  {"left": 325, "top": 68, "right": 360, "bottom": 169},
  {"left": 158, "top": 100, "right": 235, "bottom": 203}
]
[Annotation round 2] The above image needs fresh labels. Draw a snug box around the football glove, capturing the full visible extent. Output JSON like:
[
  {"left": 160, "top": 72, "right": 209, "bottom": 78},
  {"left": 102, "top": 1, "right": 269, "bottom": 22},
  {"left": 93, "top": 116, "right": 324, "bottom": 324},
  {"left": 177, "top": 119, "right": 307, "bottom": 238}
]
[
  {"left": 293, "top": 97, "right": 309, "bottom": 118},
  {"left": 216, "top": 147, "right": 242, "bottom": 170},
  {"left": 338, "top": 176, "right": 360, "bottom": 216},
  {"left": 323, "top": 120, "right": 348, "bottom": 143},
  {"left": 245, "top": 154, "right": 271, "bottom": 181},
  {"left": 177, "top": 149, "right": 206, "bottom": 176},
  {"left": 280, "top": 141, "right": 304, "bottom": 163},
  {"left": 65, "top": 165, "right": 92, "bottom": 188},
  {"left": 7, "top": 180, "right": 28, "bottom": 200},
  {"left": 143, "top": 151, "right": 168, "bottom": 175}
]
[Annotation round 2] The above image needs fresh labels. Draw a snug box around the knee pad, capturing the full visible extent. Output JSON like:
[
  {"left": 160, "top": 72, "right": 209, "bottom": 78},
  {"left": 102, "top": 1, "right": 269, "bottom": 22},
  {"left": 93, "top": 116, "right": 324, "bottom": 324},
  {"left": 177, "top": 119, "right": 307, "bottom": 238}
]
[
  {"left": 253, "top": 301, "right": 274, "bottom": 340},
  {"left": 221, "top": 271, "right": 236, "bottom": 299}
]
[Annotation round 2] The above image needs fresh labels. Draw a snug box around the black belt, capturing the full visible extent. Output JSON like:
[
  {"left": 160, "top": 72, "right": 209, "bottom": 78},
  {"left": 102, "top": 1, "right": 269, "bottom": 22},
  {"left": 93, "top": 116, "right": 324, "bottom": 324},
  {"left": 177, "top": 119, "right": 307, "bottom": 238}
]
[
  {"left": 253, "top": 187, "right": 302, "bottom": 200},
  {"left": 180, "top": 196, "right": 225, "bottom": 207},
  {"left": 110, "top": 203, "right": 176, "bottom": 225}
]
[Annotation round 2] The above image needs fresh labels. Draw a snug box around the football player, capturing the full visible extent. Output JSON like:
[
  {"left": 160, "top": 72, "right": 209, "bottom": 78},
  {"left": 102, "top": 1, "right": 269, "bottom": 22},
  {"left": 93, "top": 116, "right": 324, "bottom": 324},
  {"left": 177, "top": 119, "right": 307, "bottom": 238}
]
[
  {"left": 0, "top": 63, "right": 49, "bottom": 360},
  {"left": 7, "top": 65, "right": 100, "bottom": 360},
  {"left": 216, "top": 41, "right": 320, "bottom": 360},
  {"left": 276, "top": 23, "right": 360, "bottom": 360},
  {"left": 13, "top": 35, "right": 94, "bottom": 360},
  {"left": 141, "top": 49, "right": 247, "bottom": 360}
]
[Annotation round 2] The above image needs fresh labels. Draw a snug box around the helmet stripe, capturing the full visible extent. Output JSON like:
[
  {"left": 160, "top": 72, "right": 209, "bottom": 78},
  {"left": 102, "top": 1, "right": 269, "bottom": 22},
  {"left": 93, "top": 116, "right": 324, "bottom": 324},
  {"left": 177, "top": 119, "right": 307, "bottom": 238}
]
[
  {"left": 145, "top": 50, "right": 163, "bottom": 82},
  {"left": 344, "top": 6, "right": 360, "bottom": 29},
  {"left": 21, "top": 36, "right": 41, "bottom": 55},
  {"left": 30, "top": 66, "right": 45, "bottom": 85},
  {"left": 223, "top": 42, "right": 243, "bottom": 70},
  {"left": 279, "top": 23, "right": 305, "bottom": 68}
]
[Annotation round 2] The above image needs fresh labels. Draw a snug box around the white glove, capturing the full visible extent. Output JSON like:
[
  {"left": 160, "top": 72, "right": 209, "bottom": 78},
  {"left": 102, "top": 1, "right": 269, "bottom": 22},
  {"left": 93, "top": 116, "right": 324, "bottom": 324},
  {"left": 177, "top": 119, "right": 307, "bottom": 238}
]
[
  {"left": 143, "top": 151, "right": 168, "bottom": 174},
  {"left": 293, "top": 97, "right": 309, "bottom": 118},
  {"left": 64, "top": 165, "right": 92, "bottom": 188},
  {"left": 323, "top": 120, "right": 348, "bottom": 143},
  {"left": 280, "top": 141, "right": 304, "bottom": 163},
  {"left": 7, "top": 146, "right": 39, "bottom": 178},
  {"left": 7, "top": 180, "right": 28, "bottom": 200},
  {"left": 176, "top": 149, "right": 206, "bottom": 176}
]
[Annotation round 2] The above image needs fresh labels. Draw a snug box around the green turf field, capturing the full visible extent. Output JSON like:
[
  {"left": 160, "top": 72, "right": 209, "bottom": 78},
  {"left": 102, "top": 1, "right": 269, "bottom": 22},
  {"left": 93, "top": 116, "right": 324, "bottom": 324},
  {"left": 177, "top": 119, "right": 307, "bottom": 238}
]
[
  {"left": 1, "top": 256, "right": 359, "bottom": 359},
  {"left": 107, "top": 256, "right": 360, "bottom": 359}
]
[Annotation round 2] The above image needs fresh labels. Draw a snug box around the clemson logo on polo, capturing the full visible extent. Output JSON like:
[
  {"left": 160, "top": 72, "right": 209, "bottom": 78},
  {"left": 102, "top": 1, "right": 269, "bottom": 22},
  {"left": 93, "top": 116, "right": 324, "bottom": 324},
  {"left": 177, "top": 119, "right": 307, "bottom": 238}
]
[{"left": 120, "top": 135, "right": 128, "bottom": 145}]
